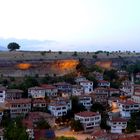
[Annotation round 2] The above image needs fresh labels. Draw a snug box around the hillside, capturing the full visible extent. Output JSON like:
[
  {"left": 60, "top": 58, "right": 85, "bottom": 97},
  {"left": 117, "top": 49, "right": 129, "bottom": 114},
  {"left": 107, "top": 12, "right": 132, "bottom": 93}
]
[
  {"left": 0, "top": 51, "right": 140, "bottom": 77},
  {"left": 0, "top": 51, "right": 140, "bottom": 61}
]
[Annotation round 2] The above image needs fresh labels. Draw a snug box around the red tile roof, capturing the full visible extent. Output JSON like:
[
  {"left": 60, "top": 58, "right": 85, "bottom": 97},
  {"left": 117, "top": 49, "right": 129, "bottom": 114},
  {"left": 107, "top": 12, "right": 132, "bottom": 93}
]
[
  {"left": 28, "top": 86, "right": 45, "bottom": 90},
  {"left": 6, "top": 89, "right": 23, "bottom": 93},
  {"left": 33, "top": 99, "right": 47, "bottom": 104},
  {"left": 98, "top": 80, "right": 110, "bottom": 83},
  {"left": 54, "top": 82, "right": 71, "bottom": 86},
  {"left": 75, "top": 111, "right": 99, "bottom": 117},
  {"left": 40, "top": 84, "right": 57, "bottom": 89},
  {"left": 110, "top": 118, "right": 128, "bottom": 123},
  {"left": 118, "top": 100, "right": 138, "bottom": 105},
  {"left": 8, "top": 98, "right": 31, "bottom": 104}
]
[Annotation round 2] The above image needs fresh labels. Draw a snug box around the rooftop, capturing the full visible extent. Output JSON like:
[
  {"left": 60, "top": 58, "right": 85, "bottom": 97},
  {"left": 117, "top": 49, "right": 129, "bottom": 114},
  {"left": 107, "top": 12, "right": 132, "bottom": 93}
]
[
  {"left": 7, "top": 98, "right": 31, "bottom": 104},
  {"left": 6, "top": 89, "right": 23, "bottom": 93},
  {"left": 40, "top": 84, "right": 57, "bottom": 89},
  {"left": 75, "top": 111, "right": 99, "bottom": 117}
]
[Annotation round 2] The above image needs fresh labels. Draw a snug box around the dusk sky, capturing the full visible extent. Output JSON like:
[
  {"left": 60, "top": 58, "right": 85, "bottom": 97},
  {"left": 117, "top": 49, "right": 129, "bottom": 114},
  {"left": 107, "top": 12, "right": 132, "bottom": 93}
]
[{"left": 0, "top": 0, "right": 140, "bottom": 51}]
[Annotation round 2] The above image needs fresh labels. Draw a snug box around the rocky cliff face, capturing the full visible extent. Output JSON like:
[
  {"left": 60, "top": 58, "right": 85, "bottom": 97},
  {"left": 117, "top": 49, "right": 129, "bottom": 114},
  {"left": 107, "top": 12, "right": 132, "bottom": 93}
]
[{"left": 0, "top": 59, "right": 79, "bottom": 77}]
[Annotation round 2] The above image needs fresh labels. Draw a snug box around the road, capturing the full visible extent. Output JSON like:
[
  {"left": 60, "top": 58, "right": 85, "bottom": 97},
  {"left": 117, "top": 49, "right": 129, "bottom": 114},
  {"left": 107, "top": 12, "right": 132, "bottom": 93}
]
[{"left": 55, "top": 127, "right": 90, "bottom": 140}]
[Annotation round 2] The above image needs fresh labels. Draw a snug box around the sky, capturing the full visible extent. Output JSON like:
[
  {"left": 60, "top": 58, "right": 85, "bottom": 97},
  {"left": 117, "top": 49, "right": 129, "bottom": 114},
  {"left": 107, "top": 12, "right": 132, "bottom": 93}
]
[{"left": 0, "top": 0, "right": 140, "bottom": 51}]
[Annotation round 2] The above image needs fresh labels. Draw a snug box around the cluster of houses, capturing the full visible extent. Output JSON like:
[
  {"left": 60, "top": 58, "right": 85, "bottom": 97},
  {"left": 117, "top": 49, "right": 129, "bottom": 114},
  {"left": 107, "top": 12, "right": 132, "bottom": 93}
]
[{"left": 0, "top": 70, "right": 140, "bottom": 139}]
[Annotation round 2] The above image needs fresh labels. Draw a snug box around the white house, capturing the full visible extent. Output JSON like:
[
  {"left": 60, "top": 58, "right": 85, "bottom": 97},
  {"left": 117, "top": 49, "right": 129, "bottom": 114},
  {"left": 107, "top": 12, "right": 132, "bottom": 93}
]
[
  {"left": 78, "top": 95, "right": 92, "bottom": 110},
  {"left": 75, "top": 76, "right": 87, "bottom": 84},
  {"left": 98, "top": 80, "right": 110, "bottom": 87},
  {"left": 118, "top": 100, "right": 139, "bottom": 118},
  {"left": 0, "top": 86, "right": 6, "bottom": 103},
  {"left": 48, "top": 98, "right": 71, "bottom": 117},
  {"left": 108, "top": 88, "right": 120, "bottom": 97},
  {"left": 0, "top": 108, "right": 4, "bottom": 122},
  {"left": 72, "top": 85, "right": 84, "bottom": 96},
  {"left": 120, "top": 80, "right": 133, "bottom": 96},
  {"left": 136, "top": 72, "right": 140, "bottom": 79},
  {"left": 131, "top": 95, "right": 140, "bottom": 103},
  {"left": 79, "top": 80, "right": 93, "bottom": 94},
  {"left": 107, "top": 118, "right": 128, "bottom": 134},
  {"left": 7, "top": 99, "right": 32, "bottom": 118},
  {"left": 0, "top": 128, "right": 4, "bottom": 140},
  {"left": 41, "top": 84, "right": 58, "bottom": 97},
  {"left": 75, "top": 111, "right": 101, "bottom": 132},
  {"left": 28, "top": 86, "right": 46, "bottom": 98},
  {"left": 93, "top": 71, "right": 104, "bottom": 81}
]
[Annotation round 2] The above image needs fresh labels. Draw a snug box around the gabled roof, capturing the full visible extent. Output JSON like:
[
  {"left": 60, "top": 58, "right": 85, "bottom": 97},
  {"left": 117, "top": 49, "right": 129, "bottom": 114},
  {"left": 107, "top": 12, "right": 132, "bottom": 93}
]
[
  {"left": 28, "top": 86, "right": 45, "bottom": 90},
  {"left": 40, "top": 84, "right": 57, "bottom": 89},
  {"left": 75, "top": 111, "right": 99, "bottom": 117}
]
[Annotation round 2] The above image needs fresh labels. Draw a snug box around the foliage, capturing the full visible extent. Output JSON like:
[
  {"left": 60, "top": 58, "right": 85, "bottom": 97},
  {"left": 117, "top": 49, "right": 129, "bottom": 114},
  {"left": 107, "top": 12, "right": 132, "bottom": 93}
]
[
  {"left": 110, "top": 81, "right": 121, "bottom": 89},
  {"left": 73, "top": 51, "right": 78, "bottom": 56},
  {"left": 71, "top": 96, "right": 86, "bottom": 114},
  {"left": 7, "top": 42, "right": 20, "bottom": 51},
  {"left": 56, "top": 136, "right": 77, "bottom": 140},
  {"left": 126, "top": 119, "right": 136, "bottom": 133},
  {"left": 76, "top": 59, "right": 89, "bottom": 76},
  {"left": 90, "top": 102, "right": 105, "bottom": 113},
  {"left": 86, "top": 76, "right": 98, "bottom": 88},
  {"left": 126, "top": 62, "right": 140, "bottom": 74},
  {"left": 1, "top": 110, "right": 11, "bottom": 127},
  {"left": 18, "top": 76, "right": 39, "bottom": 97},
  {"left": 95, "top": 50, "right": 103, "bottom": 54},
  {"left": 55, "top": 110, "right": 74, "bottom": 125},
  {"left": 35, "top": 119, "right": 51, "bottom": 129},
  {"left": 100, "top": 114, "right": 110, "bottom": 130},
  {"left": 41, "top": 73, "right": 76, "bottom": 84},
  {"left": 103, "top": 69, "right": 118, "bottom": 81},
  {"left": 92, "top": 55, "right": 97, "bottom": 59},
  {"left": 4, "top": 117, "right": 28, "bottom": 140},
  {"left": 40, "top": 51, "right": 46, "bottom": 56},
  {"left": 58, "top": 51, "right": 62, "bottom": 54},
  {"left": 89, "top": 65, "right": 103, "bottom": 73},
  {"left": 70, "top": 119, "right": 84, "bottom": 132}
]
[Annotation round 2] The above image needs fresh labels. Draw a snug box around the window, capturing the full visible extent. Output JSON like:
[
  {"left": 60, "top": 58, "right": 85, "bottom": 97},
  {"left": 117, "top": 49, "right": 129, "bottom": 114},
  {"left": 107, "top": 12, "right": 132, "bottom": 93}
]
[
  {"left": 90, "top": 118, "right": 94, "bottom": 121},
  {"left": 58, "top": 112, "right": 61, "bottom": 115},
  {"left": 95, "top": 117, "right": 99, "bottom": 120},
  {"left": 56, "top": 108, "right": 61, "bottom": 110},
  {"left": 85, "top": 118, "right": 89, "bottom": 121},
  {"left": 62, "top": 107, "right": 66, "bottom": 109}
]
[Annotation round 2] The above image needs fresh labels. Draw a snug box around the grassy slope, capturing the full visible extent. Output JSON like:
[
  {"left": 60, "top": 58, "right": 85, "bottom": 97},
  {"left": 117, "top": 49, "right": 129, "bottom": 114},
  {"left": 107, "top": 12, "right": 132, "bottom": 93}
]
[{"left": 0, "top": 51, "right": 140, "bottom": 61}]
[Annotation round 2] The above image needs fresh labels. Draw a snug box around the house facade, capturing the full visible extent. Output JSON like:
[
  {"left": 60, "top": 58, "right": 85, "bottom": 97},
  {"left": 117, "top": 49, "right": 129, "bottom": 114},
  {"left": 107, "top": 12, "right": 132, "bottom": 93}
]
[
  {"left": 98, "top": 80, "right": 110, "bottom": 87},
  {"left": 79, "top": 80, "right": 93, "bottom": 94},
  {"left": 7, "top": 99, "right": 31, "bottom": 118},
  {"left": 118, "top": 100, "right": 139, "bottom": 118},
  {"left": 78, "top": 95, "right": 92, "bottom": 110},
  {"left": 41, "top": 84, "right": 58, "bottom": 97},
  {"left": 0, "top": 86, "right": 6, "bottom": 103},
  {"left": 54, "top": 82, "right": 72, "bottom": 93},
  {"left": 131, "top": 95, "right": 140, "bottom": 103},
  {"left": 32, "top": 99, "right": 47, "bottom": 108},
  {"left": 5, "top": 89, "right": 23, "bottom": 100},
  {"left": 75, "top": 111, "right": 101, "bottom": 132},
  {"left": 28, "top": 86, "right": 46, "bottom": 98},
  {"left": 48, "top": 98, "right": 71, "bottom": 117},
  {"left": 107, "top": 118, "right": 128, "bottom": 134},
  {"left": 72, "top": 85, "right": 84, "bottom": 96}
]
